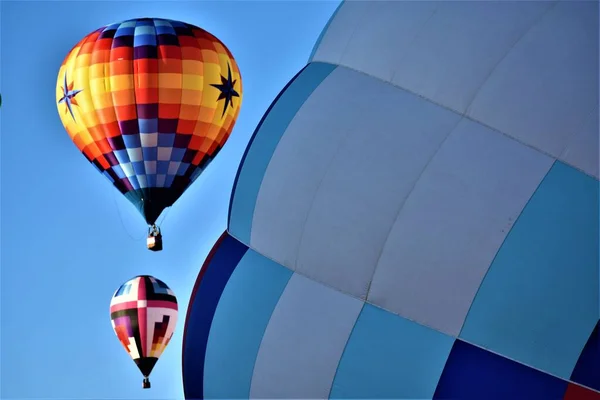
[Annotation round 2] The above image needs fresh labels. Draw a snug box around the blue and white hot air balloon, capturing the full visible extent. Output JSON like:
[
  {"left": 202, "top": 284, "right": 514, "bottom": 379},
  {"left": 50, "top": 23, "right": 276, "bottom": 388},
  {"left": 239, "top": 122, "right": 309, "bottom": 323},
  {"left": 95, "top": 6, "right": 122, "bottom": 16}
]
[{"left": 182, "top": 1, "right": 599, "bottom": 399}]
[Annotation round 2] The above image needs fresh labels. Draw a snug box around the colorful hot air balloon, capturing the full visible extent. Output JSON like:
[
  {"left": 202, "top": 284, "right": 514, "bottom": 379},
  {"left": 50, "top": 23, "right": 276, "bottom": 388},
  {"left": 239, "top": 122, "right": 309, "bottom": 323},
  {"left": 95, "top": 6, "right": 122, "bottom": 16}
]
[
  {"left": 56, "top": 18, "right": 242, "bottom": 250},
  {"left": 110, "top": 275, "right": 178, "bottom": 389}
]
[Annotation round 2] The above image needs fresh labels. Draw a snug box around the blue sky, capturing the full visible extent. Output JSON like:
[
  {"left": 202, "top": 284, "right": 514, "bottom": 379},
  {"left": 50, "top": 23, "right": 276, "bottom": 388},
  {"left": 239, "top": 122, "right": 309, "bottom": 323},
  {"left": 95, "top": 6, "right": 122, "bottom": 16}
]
[{"left": 0, "top": 1, "right": 340, "bottom": 398}]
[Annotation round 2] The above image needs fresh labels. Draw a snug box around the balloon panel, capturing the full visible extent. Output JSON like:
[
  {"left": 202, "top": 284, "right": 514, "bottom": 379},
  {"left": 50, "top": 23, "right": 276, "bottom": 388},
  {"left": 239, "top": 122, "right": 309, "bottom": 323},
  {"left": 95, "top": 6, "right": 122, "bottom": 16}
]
[
  {"left": 183, "top": 233, "right": 600, "bottom": 399},
  {"left": 110, "top": 275, "right": 178, "bottom": 373},
  {"left": 184, "top": 1, "right": 598, "bottom": 398},
  {"left": 309, "top": 1, "right": 598, "bottom": 178},
  {"left": 56, "top": 18, "right": 242, "bottom": 224}
]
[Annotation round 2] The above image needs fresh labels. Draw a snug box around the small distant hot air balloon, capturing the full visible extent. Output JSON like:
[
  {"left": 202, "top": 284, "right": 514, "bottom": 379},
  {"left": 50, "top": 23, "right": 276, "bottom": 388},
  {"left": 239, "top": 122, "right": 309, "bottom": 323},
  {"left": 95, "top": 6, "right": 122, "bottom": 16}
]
[
  {"left": 55, "top": 18, "right": 243, "bottom": 251},
  {"left": 110, "top": 275, "right": 178, "bottom": 389}
]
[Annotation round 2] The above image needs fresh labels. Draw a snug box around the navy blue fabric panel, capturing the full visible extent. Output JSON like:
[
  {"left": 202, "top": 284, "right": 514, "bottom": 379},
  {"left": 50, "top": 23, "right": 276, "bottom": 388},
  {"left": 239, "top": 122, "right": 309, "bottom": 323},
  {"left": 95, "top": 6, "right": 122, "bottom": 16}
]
[
  {"left": 433, "top": 340, "right": 568, "bottom": 400},
  {"left": 571, "top": 320, "right": 600, "bottom": 392},
  {"left": 182, "top": 233, "right": 248, "bottom": 400}
]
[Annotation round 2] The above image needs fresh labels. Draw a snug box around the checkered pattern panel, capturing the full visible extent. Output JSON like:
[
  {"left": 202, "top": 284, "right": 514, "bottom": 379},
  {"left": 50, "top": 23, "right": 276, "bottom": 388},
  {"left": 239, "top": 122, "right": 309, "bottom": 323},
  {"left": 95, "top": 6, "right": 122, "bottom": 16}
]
[{"left": 56, "top": 18, "right": 242, "bottom": 197}]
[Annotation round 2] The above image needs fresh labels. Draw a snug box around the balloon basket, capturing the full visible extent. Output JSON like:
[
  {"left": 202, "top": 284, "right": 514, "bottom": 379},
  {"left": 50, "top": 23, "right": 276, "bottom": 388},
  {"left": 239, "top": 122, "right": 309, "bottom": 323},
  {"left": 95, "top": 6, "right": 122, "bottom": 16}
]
[
  {"left": 147, "top": 232, "right": 163, "bottom": 252},
  {"left": 143, "top": 377, "right": 151, "bottom": 389}
]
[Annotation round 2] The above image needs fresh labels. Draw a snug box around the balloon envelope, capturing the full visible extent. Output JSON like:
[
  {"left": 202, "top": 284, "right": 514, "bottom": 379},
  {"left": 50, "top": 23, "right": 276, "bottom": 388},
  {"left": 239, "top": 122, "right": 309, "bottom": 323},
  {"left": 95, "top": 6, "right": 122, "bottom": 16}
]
[
  {"left": 56, "top": 18, "right": 242, "bottom": 225},
  {"left": 182, "top": 1, "right": 599, "bottom": 399},
  {"left": 110, "top": 275, "right": 178, "bottom": 383}
]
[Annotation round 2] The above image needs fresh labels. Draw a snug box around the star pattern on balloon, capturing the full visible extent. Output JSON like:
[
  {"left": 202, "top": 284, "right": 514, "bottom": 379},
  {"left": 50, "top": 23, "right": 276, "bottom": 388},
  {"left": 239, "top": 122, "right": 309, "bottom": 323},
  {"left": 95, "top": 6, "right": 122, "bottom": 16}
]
[
  {"left": 58, "top": 71, "right": 83, "bottom": 122},
  {"left": 210, "top": 63, "right": 240, "bottom": 118}
]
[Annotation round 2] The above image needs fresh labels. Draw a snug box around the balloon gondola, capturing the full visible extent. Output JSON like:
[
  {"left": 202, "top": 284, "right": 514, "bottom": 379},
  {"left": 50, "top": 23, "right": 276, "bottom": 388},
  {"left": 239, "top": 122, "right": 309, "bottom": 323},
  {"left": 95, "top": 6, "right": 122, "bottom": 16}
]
[
  {"left": 55, "top": 18, "right": 243, "bottom": 250},
  {"left": 147, "top": 225, "right": 163, "bottom": 252},
  {"left": 110, "top": 275, "right": 178, "bottom": 389}
]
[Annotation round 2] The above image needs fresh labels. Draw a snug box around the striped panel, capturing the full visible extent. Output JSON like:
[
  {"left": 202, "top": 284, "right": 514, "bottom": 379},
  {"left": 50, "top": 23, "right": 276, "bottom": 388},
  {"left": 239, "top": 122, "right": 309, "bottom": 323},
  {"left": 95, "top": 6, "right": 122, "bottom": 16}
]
[
  {"left": 203, "top": 250, "right": 292, "bottom": 398},
  {"left": 181, "top": 233, "right": 247, "bottom": 400},
  {"left": 182, "top": 231, "right": 599, "bottom": 399}
]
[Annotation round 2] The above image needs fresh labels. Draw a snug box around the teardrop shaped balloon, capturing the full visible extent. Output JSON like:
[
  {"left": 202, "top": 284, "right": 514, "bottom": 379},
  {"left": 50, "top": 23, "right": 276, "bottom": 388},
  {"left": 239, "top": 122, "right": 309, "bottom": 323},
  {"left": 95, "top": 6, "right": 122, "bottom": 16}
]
[
  {"left": 55, "top": 18, "right": 243, "bottom": 245},
  {"left": 109, "top": 275, "right": 178, "bottom": 388}
]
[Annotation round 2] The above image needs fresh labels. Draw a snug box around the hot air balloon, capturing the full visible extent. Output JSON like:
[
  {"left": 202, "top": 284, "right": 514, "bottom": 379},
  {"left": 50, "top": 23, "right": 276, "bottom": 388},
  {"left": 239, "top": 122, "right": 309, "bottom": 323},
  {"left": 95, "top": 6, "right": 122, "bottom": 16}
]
[
  {"left": 110, "top": 275, "right": 178, "bottom": 389},
  {"left": 182, "top": 1, "right": 599, "bottom": 399},
  {"left": 56, "top": 18, "right": 243, "bottom": 251}
]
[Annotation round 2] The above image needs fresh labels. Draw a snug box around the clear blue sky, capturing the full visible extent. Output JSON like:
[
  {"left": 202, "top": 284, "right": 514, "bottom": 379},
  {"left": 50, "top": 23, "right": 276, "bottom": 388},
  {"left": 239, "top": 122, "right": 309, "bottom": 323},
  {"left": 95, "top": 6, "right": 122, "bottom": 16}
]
[{"left": 0, "top": 1, "right": 340, "bottom": 398}]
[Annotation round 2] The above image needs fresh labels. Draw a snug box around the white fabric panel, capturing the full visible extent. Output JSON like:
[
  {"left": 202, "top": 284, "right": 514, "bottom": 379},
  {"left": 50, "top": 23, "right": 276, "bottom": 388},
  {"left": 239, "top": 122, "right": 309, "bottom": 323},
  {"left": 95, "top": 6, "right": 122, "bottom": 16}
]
[
  {"left": 313, "top": 1, "right": 554, "bottom": 116},
  {"left": 311, "top": 1, "right": 370, "bottom": 65},
  {"left": 338, "top": 1, "right": 439, "bottom": 84},
  {"left": 389, "top": 1, "right": 552, "bottom": 113},
  {"left": 466, "top": 0, "right": 599, "bottom": 158},
  {"left": 312, "top": 1, "right": 598, "bottom": 173},
  {"left": 249, "top": 273, "right": 363, "bottom": 399},
  {"left": 367, "top": 118, "right": 554, "bottom": 337},
  {"left": 250, "top": 67, "right": 358, "bottom": 268},
  {"left": 560, "top": 106, "right": 599, "bottom": 179},
  {"left": 273, "top": 69, "right": 460, "bottom": 300}
]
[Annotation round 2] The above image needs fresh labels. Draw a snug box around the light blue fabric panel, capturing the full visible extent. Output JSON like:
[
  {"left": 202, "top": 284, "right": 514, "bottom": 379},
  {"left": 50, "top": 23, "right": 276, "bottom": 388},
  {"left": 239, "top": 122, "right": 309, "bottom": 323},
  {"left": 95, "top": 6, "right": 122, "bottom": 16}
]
[
  {"left": 330, "top": 304, "right": 454, "bottom": 399},
  {"left": 461, "top": 161, "right": 599, "bottom": 379}
]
